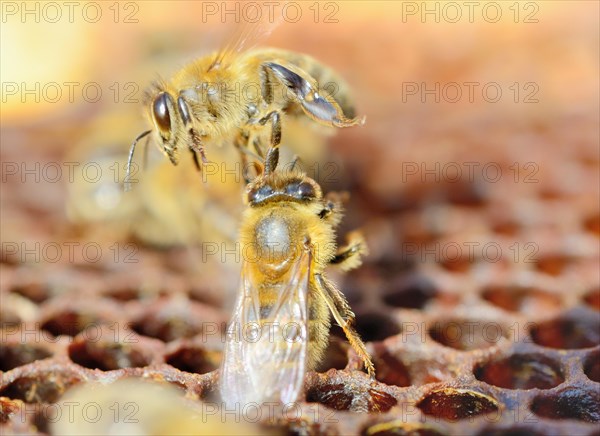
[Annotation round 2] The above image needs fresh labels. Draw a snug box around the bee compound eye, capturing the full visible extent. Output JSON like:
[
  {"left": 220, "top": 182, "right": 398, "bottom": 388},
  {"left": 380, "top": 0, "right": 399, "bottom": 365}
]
[
  {"left": 298, "top": 182, "right": 315, "bottom": 198},
  {"left": 289, "top": 181, "right": 315, "bottom": 200},
  {"left": 152, "top": 92, "right": 173, "bottom": 134},
  {"left": 248, "top": 184, "right": 273, "bottom": 204},
  {"left": 177, "top": 96, "right": 192, "bottom": 125}
]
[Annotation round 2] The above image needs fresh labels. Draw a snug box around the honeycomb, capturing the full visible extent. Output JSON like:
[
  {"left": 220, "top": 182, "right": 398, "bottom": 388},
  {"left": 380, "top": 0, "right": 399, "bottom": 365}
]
[{"left": 1, "top": 2, "right": 599, "bottom": 435}]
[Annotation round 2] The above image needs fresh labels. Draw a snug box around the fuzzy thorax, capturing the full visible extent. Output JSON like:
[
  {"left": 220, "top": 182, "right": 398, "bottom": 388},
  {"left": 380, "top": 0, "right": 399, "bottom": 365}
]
[{"left": 240, "top": 201, "right": 336, "bottom": 278}]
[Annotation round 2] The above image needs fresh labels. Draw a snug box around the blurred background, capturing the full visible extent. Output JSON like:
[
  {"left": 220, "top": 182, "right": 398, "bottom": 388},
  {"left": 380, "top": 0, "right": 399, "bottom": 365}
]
[{"left": 1, "top": 1, "right": 599, "bottom": 435}]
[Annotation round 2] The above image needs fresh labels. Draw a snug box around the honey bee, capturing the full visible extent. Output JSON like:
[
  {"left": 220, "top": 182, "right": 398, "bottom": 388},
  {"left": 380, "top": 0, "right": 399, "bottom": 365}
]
[
  {"left": 126, "top": 24, "right": 365, "bottom": 189},
  {"left": 220, "top": 148, "right": 374, "bottom": 406}
]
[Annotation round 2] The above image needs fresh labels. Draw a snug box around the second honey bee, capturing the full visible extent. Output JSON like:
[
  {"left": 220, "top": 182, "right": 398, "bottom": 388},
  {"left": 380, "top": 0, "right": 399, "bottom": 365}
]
[
  {"left": 126, "top": 42, "right": 364, "bottom": 188},
  {"left": 220, "top": 148, "right": 374, "bottom": 406}
]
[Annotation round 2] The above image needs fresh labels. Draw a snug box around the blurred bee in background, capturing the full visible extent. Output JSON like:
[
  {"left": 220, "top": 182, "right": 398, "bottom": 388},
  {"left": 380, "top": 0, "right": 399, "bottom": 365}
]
[
  {"left": 66, "top": 108, "right": 243, "bottom": 247},
  {"left": 220, "top": 144, "right": 374, "bottom": 407},
  {"left": 126, "top": 22, "right": 365, "bottom": 189}
]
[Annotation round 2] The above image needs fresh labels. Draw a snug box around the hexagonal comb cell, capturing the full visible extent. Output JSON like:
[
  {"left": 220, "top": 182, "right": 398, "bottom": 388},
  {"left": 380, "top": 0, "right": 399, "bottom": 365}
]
[
  {"left": 529, "top": 314, "right": 600, "bottom": 349},
  {"left": 0, "top": 370, "right": 84, "bottom": 404},
  {"left": 10, "top": 282, "right": 50, "bottom": 304},
  {"left": 354, "top": 312, "right": 402, "bottom": 342},
  {"left": 314, "top": 337, "right": 349, "bottom": 373},
  {"left": 482, "top": 285, "right": 562, "bottom": 313},
  {"left": 417, "top": 388, "right": 500, "bottom": 421},
  {"left": 383, "top": 275, "right": 438, "bottom": 309},
  {"left": 164, "top": 345, "right": 220, "bottom": 374},
  {"left": 0, "top": 344, "right": 53, "bottom": 372},
  {"left": 371, "top": 344, "right": 411, "bottom": 387},
  {"left": 306, "top": 382, "right": 354, "bottom": 411},
  {"left": 534, "top": 254, "right": 571, "bottom": 276},
  {"left": 68, "top": 331, "right": 153, "bottom": 371},
  {"left": 429, "top": 319, "right": 506, "bottom": 351},
  {"left": 367, "top": 389, "right": 398, "bottom": 413},
  {"left": 583, "top": 350, "right": 600, "bottom": 383},
  {"left": 306, "top": 380, "right": 397, "bottom": 413},
  {"left": 474, "top": 353, "right": 564, "bottom": 389},
  {"left": 102, "top": 287, "right": 142, "bottom": 302},
  {"left": 130, "top": 298, "right": 222, "bottom": 343},
  {"left": 583, "top": 288, "right": 600, "bottom": 311},
  {"left": 531, "top": 388, "right": 600, "bottom": 422},
  {"left": 583, "top": 213, "right": 600, "bottom": 235},
  {"left": 40, "top": 310, "right": 111, "bottom": 337}
]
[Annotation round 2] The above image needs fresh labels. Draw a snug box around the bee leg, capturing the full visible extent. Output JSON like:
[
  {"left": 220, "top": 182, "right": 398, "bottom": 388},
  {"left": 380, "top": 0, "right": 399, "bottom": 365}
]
[
  {"left": 188, "top": 127, "right": 208, "bottom": 166},
  {"left": 263, "top": 61, "right": 366, "bottom": 128},
  {"left": 264, "top": 148, "right": 279, "bottom": 175},
  {"left": 190, "top": 148, "right": 201, "bottom": 172},
  {"left": 259, "top": 111, "right": 282, "bottom": 145},
  {"left": 166, "top": 151, "right": 179, "bottom": 166},
  {"left": 315, "top": 274, "right": 375, "bottom": 378},
  {"left": 290, "top": 154, "right": 302, "bottom": 171},
  {"left": 318, "top": 200, "right": 335, "bottom": 220},
  {"left": 258, "top": 66, "right": 284, "bottom": 174},
  {"left": 318, "top": 192, "right": 348, "bottom": 221},
  {"left": 258, "top": 111, "right": 281, "bottom": 174},
  {"left": 253, "top": 137, "right": 265, "bottom": 158},
  {"left": 330, "top": 231, "right": 368, "bottom": 271},
  {"left": 233, "top": 132, "right": 251, "bottom": 184}
]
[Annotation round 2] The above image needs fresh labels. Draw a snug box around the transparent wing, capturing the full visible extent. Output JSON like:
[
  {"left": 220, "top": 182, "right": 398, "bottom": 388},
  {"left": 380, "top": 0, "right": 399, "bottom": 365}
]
[
  {"left": 220, "top": 250, "right": 310, "bottom": 407},
  {"left": 208, "top": 6, "right": 284, "bottom": 70}
]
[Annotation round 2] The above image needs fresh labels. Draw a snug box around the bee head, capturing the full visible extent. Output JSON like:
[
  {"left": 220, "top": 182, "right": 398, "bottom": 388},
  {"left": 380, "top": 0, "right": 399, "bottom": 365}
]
[{"left": 246, "top": 175, "right": 322, "bottom": 206}]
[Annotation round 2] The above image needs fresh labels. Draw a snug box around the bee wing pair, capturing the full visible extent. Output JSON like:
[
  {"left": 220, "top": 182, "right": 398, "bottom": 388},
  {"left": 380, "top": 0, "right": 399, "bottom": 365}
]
[
  {"left": 209, "top": 12, "right": 283, "bottom": 70},
  {"left": 220, "top": 250, "right": 311, "bottom": 407}
]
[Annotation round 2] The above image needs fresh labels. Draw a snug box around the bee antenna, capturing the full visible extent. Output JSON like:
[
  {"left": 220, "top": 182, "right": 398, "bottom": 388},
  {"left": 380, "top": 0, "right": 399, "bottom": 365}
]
[
  {"left": 124, "top": 130, "right": 151, "bottom": 192},
  {"left": 263, "top": 146, "right": 279, "bottom": 176},
  {"left": 290, "top": 155, "right": 302, "bottom": 172}
]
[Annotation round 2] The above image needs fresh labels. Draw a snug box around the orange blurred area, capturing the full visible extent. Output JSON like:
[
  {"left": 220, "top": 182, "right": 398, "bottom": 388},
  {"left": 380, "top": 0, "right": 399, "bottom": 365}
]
[{"left": 2, "top": 1, "right": 597, "bottom": 123}]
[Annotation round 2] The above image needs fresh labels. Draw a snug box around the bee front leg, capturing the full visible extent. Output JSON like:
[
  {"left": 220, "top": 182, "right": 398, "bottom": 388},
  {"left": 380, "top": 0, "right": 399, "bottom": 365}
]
[
  {"left": 259, "top": 65, "right": 286, "bottom": 174},
  {"left": 189, "top": 149, "right": 201, "bottom": 172},
  {"left": 330, "top": 231, "right": 368, "bottom": 271},
  {"left": 188, "top": 127, "right": 208, "bottom": 167},
  {"left": 318, "top": 192, "right": 347, "bottom": 221},
  {"left": 234, "top": 131, "right": 264, "bottom": 184},
  {"left": 258, "top": 111, "right": 281, "bottom": 174},
  {"left": 314, "top": 274, "right": 375, "bottom": 377},
  {"left": 318, "top": 198, "right": 336, "bottom": 220}
]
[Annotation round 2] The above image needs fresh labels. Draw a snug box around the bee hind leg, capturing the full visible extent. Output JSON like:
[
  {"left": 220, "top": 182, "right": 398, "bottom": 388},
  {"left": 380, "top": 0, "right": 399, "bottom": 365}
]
[
  {"left": 315, "top": 274, "right": 375, "bottom": 377},
  {"left": 263, "top": 61, "right": 365, "bottom": 128}
]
